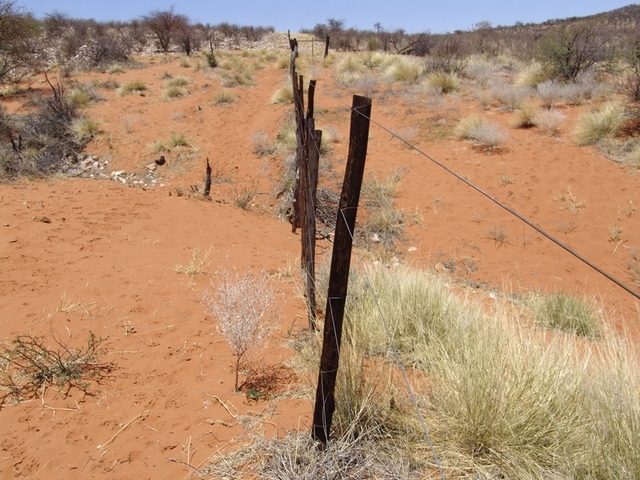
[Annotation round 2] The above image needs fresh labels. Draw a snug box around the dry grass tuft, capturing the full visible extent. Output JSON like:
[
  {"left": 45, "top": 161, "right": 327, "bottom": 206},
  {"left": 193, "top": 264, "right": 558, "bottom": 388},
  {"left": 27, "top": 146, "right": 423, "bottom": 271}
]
[
  {"left": 455, "top": 115, "right": 509, "bottom": 147},
  {"left": 574, "top": 103, "right": 626, "bottom": 146}
]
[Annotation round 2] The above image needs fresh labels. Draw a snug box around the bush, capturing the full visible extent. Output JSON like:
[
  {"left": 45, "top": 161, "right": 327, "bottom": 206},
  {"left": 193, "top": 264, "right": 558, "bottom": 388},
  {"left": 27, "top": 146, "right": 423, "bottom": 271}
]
[
  {"left": 0, "top": 77, "right": 91, "bottom": 178},
  {"left": 0, "top": 0, "right": 41, "bottom": 84},
  {"left": 202, "top": 270, "right": 278, "bottom": 392},
  {"left": 425, "top": 34, "right": 469, "bottom": 75},
  {"left": 534, "top": 108, "right": 566, "bottom": 135},
  {"left": 490, "top": 83, "right": 530, "bottom": 111},
  {"left": 1, "top": 332, "right": 113, "bottom": 403},
  {"left": 574, "top": 102, "right": 625, "bottom": 146},
  {"left": 536, "top": 21, "right": 607, "bottom": 82}
]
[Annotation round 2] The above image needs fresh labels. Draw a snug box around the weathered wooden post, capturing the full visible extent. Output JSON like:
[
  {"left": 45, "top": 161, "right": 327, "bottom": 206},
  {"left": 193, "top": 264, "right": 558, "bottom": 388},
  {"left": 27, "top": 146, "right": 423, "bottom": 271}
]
[
  {"left": 312, "top": 95, "right": 372, "bottom": 445},
  {"left": 324, "top": 35, "right": 330, "bottom": 57},
  {"left": 203, "top": 158, "right": 212, "bottom": 197}
]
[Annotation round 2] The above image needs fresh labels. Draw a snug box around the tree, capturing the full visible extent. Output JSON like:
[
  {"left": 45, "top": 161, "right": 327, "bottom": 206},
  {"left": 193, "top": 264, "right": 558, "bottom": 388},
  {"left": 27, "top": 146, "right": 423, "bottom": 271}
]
[
  {"left": 536, "top": 21, "right": 607, "bottom": 82},
  {"left": 142, "top": 6, "right": 189, "bottom": 53},
  {"left": 0, "top": 0, "right": 40, "bottom": 83}
]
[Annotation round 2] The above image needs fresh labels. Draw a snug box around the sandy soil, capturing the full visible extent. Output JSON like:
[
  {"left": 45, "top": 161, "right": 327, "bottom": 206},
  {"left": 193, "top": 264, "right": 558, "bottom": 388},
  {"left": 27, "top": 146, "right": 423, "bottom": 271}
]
[{"left": 1, "top": 44, "right": 640, "bottom": 479}]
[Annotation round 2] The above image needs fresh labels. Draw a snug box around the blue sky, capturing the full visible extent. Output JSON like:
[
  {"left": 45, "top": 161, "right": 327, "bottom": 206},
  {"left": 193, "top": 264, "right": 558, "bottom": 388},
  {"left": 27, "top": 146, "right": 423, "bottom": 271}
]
[{"left": 21, "top": 0, "right": 634, "bottom": 34}]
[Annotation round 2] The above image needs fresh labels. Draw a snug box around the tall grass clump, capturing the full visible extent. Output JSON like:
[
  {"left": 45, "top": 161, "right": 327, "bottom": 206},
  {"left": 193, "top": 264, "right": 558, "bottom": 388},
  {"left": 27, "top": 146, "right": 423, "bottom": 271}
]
[
  {"left": 270, "top": 82, "right": 294, "bottom": 104},
  {"left": 70, "top": 117, "right": 101, "bottom": 143},
  {"left": 490, "top": 83, "right": 530, "bottom": 111},
  {"left": 118, "top": 80, "right": 148, "bottom": 96},
  {"left": 289, "top": 264, "right": 640, "bottom": 478},
  {"left": 455, "top": 115, "right": 509, "bottom": 147},
  {"left": 574, "top": 102, "right": 625, "bottom": 146},
  {"left": 528, "top": 291, "right": 602, "bottom": 339},
  {"left": 385, "top": 56, "right": 423, "bottom": 83},
  {"left": 424, "top": 71, "right": 458, "bottom": 94}
]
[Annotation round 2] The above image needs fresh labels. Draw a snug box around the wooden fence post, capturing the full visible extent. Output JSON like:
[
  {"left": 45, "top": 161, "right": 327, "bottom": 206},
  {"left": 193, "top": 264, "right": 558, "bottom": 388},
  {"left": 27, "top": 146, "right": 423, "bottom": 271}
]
[{"left": 312, "top": 95, "right": 372, "bottom": 445}]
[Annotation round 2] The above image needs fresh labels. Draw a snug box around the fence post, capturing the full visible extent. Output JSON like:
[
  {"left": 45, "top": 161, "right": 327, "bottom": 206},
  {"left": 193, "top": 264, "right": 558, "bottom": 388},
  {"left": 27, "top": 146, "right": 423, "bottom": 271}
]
[{"left": 312, "top": 95, "right": 372, "bottom": 445}]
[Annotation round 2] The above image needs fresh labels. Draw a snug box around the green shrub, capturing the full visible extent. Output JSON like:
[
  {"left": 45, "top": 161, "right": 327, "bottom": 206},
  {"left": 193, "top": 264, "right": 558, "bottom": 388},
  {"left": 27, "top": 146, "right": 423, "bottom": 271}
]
[{"left": 529, "top": 292, "right": 602, "bottom": 339}]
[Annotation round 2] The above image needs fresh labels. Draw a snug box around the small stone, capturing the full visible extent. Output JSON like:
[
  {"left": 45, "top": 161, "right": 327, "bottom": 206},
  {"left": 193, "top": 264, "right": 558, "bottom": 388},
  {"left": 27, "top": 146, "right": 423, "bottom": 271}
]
[
  {"left": 370, "top": 233, "right": 380, "bottom": 243},
  {"left": 434, "top": 262, "right": 446, "bottom": 274},
  {"left": 146, "top": 163, "right": 156, "bottom": 171},
  {"left": 408, "top": 246, "right": 417, "bottom": 252}
]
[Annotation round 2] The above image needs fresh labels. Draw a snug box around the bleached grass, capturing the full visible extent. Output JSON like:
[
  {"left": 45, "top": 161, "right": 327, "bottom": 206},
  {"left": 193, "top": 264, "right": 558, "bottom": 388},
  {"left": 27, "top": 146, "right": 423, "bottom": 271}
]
[
  {"left": 270, "top": 82, "right": 294, "bottom": 104},
  {"left": 534, "top": 108, "right": 566, "bottom": 135},
  {"left": 118, "top": 80, "right": 148, "bottom": 96},
  {"left": 424, "top": 71, "right": 458, "bottom": 94},
  {"left": 292, "top": 265, "right": 640, "bottom": 478},
  {"left": 385, "top": 56, "right": 423, "bottom": 84},
  {"left": 70, "top": 117, "right": 101, "bottom": 143},
  {"left": 455, "top": 115, "right": 509, "bottom": 147},
  {"left": 574, "top": 102, "right": 626, "bottom": 146}
]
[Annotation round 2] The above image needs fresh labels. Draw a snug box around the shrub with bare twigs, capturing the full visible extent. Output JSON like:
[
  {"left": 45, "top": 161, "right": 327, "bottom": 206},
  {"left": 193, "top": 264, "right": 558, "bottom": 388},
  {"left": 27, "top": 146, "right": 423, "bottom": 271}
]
[{"left": 202, "top": 270, "right": 278, "bottom": 392}]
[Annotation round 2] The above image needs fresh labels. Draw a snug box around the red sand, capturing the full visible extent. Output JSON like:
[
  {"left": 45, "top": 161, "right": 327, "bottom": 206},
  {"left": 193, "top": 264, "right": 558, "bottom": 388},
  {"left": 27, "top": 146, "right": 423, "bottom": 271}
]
[{"left": 1, "top": 51, "right": 639, "bottom": 478}]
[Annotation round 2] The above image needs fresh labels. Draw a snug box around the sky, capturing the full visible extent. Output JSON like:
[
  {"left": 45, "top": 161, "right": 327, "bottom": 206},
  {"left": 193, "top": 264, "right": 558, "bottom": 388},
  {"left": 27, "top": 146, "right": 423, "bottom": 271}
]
[{"left": 20, "top": 0, "right": 635, "bottom": 34}]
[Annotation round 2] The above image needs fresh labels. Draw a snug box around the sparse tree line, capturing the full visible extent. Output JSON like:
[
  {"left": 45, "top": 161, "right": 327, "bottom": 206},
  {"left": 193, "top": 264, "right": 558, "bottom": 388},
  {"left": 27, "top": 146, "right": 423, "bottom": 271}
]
[
  {"left": 0, "top": 1, "right": 275, "bottom": 83},
  {"left": 304, "top": 6, "right": 640, "bottom": 92}
]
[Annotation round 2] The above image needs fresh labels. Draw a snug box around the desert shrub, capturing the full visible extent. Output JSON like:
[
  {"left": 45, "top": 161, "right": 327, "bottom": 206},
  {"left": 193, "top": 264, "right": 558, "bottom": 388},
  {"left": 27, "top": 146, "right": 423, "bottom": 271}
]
[
  {"left": 534, "top": 108, "right": 566, "bottom": 135},
  {"left": 274, "top": 121, "right": 297, "bottom": 155},
  {"left": 425, "top": 34, "right": 469, "bottom": 75},
  {"left": 251, "top": 131, "right": 275, "bottom": 157},
  {"left": 202, "top": 270, "right": 278, "bottom": 392},
  {"left": 142, "top": 6, "right": 189, "bottom": 53},
  {"left": 0, "top": 1, "right": 41, "bottom": 84},
  {"left": 536, "top": 80, "right": 563, "bottom": 108},
  {"left": 0, "top": 78, "right": 93, "bottom": 178},
  {"left": 528, "top": 292, "right": 602, "bottom": 339},
  {"left": 424, "top": 71, "right": 458, "bottom": 94},
  {"left": 466, "top": 61, "right": 494, "bottom": 86},
  {"left": 536, "top": 21, "right": 608, "bottom": 82},
  {"left": 490, "top": 83, "right": 530, "bottom": 110},
  {"left": 455, "top": 115, "right": 509, "bottom": 147},
  {"left": 118, "top": 79, "right": 148, "bottom": 96},
  {"left": 574, "top": 102, "right": 625, "bottom": 146},
  {"left": 1, "top": 332, "right": 112, "bottom": 403}
]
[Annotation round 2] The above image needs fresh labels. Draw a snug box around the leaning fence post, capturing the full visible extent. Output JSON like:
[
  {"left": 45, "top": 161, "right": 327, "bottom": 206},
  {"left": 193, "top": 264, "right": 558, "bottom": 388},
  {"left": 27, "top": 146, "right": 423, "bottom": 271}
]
[{"left": 312, "top": 95, "right": 372, "bottom": 445}]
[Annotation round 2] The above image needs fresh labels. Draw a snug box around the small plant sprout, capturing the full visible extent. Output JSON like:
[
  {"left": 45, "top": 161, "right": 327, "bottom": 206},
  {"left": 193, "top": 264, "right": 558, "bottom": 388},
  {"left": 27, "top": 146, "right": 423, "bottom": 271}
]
[
  {"left": 483, "top": 224, "right": 509, "bottom": 247},
  {"left": 175, "top": 246, "right": 212, "bottom": 287},
  {"left": 608, "top": 224, "right": 623, "bottom": 242},
  {"left": 202, "top": 270, "right": 278, "bottom": 392}
]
